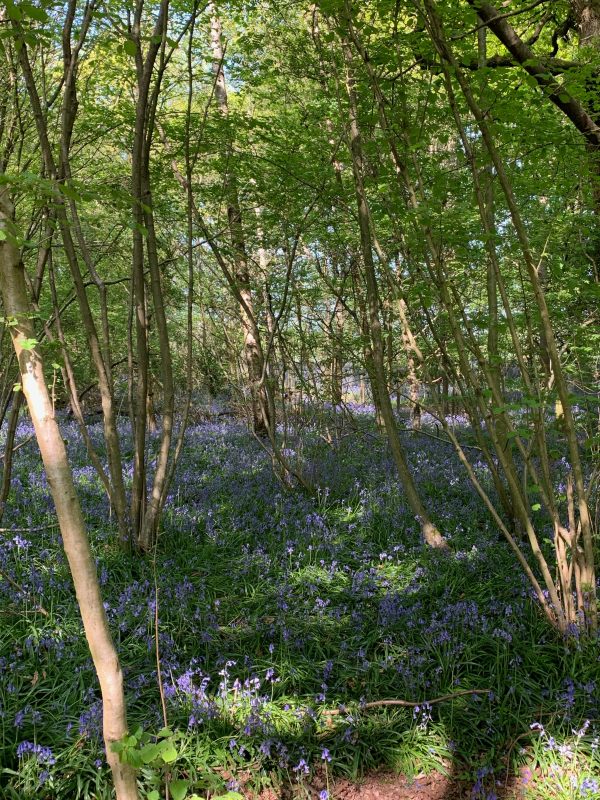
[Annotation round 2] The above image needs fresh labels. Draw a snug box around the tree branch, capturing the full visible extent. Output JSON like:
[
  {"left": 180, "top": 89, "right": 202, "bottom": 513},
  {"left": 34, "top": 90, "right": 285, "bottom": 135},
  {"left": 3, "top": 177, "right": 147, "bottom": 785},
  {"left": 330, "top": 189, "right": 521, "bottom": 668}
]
[{"left": 465, "top": 0, "right": 600, "bottom": 147}]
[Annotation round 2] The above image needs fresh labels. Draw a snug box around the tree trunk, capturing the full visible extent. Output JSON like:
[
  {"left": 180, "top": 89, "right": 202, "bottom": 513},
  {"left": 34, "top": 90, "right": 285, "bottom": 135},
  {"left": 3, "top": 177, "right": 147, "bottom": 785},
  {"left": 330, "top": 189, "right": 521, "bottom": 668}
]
[
  {"left": 14, "top": 26, "right": 131, "bottom": 545},
  {"left": 0, "top": 189, "right": 138, "bottom": 800},
  {"left": 0, "top": 390, "right": 23, "bottom": 523},
  {"left": 209, "top": 3, "right": 271, "bottom": 437},
  {"left": 398, "top": 297, "right": 422, "bottom": 430},
  {"left": 342, "top": 37, "right": 446, "bottom": 548},
  {"left": 331, "top": 297, "right": 345, "bottom": 406},
  {"left": 129, "top": 0, "right": 173, "bottom": 551}
]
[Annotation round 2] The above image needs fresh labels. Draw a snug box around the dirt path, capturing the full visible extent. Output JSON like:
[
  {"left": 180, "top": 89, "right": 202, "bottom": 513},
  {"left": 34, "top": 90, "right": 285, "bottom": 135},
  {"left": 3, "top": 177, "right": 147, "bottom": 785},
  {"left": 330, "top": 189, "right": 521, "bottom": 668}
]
[
  {"left": 256, "top": 766, "right": 530, "bottom": 799},
  {"left": 325, "top": 770, "right": 465, "bottom": 799}
]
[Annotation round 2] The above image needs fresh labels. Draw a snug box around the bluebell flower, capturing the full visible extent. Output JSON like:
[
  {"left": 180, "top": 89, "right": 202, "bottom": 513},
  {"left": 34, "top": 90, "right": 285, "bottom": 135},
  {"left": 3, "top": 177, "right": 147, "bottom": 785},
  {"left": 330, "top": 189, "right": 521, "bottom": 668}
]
[
  {"left": 293, "top": 758, "right": 309, "bottom": 775},
  {"left": 581, "top": 777, "right": 599, "bottom": 796}
]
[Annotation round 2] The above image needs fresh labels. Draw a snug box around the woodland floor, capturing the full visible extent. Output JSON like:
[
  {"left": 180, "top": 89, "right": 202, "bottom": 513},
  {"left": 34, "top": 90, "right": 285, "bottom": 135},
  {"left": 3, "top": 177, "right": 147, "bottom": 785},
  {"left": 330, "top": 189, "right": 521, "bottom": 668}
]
[{"left": 0, "top": 407, "right": 599, "bottom": 800}]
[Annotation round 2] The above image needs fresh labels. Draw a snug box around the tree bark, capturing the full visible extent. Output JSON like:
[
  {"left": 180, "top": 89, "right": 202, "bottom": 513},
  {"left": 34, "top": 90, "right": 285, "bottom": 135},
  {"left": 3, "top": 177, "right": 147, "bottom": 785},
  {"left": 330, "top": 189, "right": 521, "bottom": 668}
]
[
  {"left": 209, "top": 3, "right": 271, "bottom": 437},
  {"left": 466, "top": 0, "right": 600, "bottom": 146},
  {"left": 0, "top": 390, "right": 22, "bottom": 523},
  {"left": 129, "top": 0, "right": 174, "bottom": 551},
  {"left": 0, "top": 189, "right": 138, "bottom": 799}
]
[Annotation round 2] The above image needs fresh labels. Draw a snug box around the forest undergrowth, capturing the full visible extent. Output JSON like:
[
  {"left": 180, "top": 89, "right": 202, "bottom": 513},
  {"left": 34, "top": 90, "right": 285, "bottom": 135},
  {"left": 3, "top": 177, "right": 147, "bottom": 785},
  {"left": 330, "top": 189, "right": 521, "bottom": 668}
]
[{"left": 0, "top": 409, "right": 599, "bottom": 800}]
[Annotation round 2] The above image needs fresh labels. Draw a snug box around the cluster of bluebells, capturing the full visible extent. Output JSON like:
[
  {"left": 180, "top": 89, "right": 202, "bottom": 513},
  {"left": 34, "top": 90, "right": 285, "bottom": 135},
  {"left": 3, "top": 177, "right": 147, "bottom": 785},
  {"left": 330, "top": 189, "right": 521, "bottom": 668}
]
[
  {"left": 16, "top": 741, "right": 56, "bottom": 764},
  {"left": 16, "top": 741, "right": 56, "bottom": 786},
  {"left": 470, "top": 765, "right": 499, "bottom": 800},
  {"left": 1, "top": 411, "right": 599, "bottom": 797},
  {"left": 13, "top": 704, "right": 42, "bottom": 729},
  {"left": 578, "top": 777, "right": 599, "bottom": 796}
]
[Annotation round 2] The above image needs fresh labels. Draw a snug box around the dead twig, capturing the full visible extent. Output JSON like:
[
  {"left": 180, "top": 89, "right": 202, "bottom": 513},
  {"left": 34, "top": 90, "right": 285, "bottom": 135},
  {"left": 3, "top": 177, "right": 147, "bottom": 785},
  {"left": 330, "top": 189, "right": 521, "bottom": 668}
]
[
  {"left": 0, "top": 433, "right": 35, "bottom": 461},
  {"left": 321, "top": 689, "right": 492, "bottom": 716},
  {"left": 0, "top": 523, "right": 60, "bottom": 533}
]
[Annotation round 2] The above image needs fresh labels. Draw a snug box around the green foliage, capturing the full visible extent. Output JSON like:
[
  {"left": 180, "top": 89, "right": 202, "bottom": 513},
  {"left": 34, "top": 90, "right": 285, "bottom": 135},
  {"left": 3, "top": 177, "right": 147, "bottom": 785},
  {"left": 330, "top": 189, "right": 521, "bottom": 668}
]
[{"left": 112, "top": 727, "right": 191, "bottom": 798}]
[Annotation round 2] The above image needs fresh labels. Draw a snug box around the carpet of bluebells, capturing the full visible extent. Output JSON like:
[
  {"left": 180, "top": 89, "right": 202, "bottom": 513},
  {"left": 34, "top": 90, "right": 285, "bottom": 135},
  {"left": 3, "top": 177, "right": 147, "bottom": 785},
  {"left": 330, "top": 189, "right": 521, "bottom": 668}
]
[{"left": 0, "top": 409, "right": 599, "bottom": 799}]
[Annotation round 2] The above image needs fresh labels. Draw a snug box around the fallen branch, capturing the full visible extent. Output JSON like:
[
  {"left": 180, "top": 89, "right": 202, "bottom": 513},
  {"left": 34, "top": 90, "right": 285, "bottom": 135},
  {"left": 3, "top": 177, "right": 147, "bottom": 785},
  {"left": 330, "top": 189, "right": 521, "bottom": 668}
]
[
  {"left": 321, "top": 688, "right": 491, "bottom": 716},
  {"left": 0, "top": 522, "right": 60, "bottom": 533}
]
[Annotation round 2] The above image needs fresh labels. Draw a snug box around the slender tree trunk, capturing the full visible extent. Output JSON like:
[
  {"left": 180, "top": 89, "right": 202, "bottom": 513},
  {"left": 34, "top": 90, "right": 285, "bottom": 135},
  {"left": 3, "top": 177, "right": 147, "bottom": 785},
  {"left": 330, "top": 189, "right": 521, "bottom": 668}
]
[
  {"left": 351, "top": 272, "right": 384, "bottom": 429},
  {"left": 477, "top": 20, "right": 501, "bottom": 395},
  {"left": 57, "top": 15, "right": 130, "bottom": 542},
  {"left": 255, "top": 211, "right": 279, "bottom": 429},
  {"left": 14, "top": 26, "right": 131, "bottom": 545},
  {"left": 138, "top": 168, "right": 175, "bottom": 548},
  {"left": 330, "top": 295, "right": 345, "bottom": 406},
  {"left": 441, "top": 371, "right": 449, "bottom": 417},
  {"left": 0, "top": 390, "right": 22, "bottom": 523},
  {"left": 209, "top": 3, "right": 271, "bottom": 437},
  {"left": 0, "top": 189, "right": 138, "bottom": 800},
  {"left": 398, "top": 297, "right": 421, "bottom": 430},
  {"left": 573, "top": 1, "right": 600, "bottom": 276},
  {"left": 342, "top": 37, "right": 446, "bottom": 548},
  {"left": 129, "top": 0, "right": 171, "bottom": 549},
  {"left": 130, "top": 59, "right": 150, "bottom": 541}
]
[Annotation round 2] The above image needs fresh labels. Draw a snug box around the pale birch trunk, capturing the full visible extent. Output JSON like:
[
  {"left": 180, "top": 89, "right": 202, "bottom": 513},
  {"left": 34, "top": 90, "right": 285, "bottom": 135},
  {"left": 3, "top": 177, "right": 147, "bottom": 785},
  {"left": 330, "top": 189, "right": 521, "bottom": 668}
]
[{"left": 0, "top": 189, "right": 138, "bottom": 799}]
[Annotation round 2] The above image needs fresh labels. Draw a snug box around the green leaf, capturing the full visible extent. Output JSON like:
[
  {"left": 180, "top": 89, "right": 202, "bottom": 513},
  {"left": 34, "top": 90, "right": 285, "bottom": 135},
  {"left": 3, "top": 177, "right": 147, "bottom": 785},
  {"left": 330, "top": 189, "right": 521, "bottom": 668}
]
[
  {"left": 170, "top": 779, "right": 190, "bottom": 800},
  {"left": 139, "top": 743, "right": 160, "bottom": 764},
  {"left": 147, "top": 792, "right": 160, "bottom": 800},
  {"left": 124, "top": 39, "right": 137, "bottom": 56},
  {"left": 157, "top": 727, "right": 173, "bottom": 739},
  {"left": 159, "top": 741, "right": 178, "bottom": 763},
  {"left": 6, "top": 2, "right": 23, "bottom": 21},
  {"left": 531, "top": 503, "right": 541, "bottom": 512},
  {"left": 22, "top": 3, "right": 49, "bottom": 22},
  {"left": 60, "top": 183, "right": 80, "bottom": 201},
  {"left": 20, "top": 338, "right": 38, "bottom": 351},
  {"left": 212, "top": 793, "right": 244, "bottom": 800},
  {"left": 126, "top": 749, "right": 144, "bottom": 768}
]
